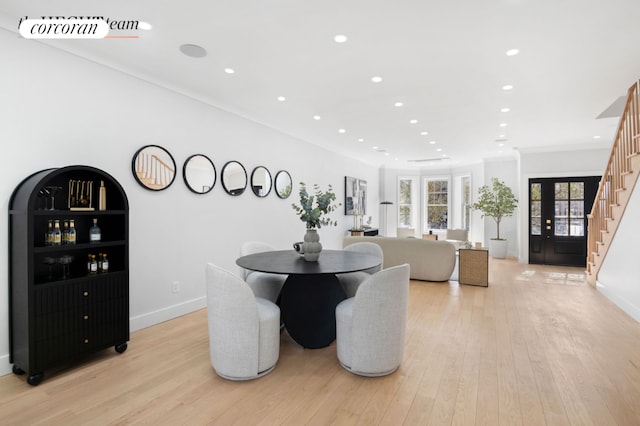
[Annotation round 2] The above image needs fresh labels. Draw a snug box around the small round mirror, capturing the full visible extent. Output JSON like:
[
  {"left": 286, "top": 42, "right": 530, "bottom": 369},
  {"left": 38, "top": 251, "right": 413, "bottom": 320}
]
[
  {"left": 221, "top": 161, "right": 248, "bottom": 196},
  {"left": 183, "top": 154, "right": 216, "bottom": 194},
  {"left": 250, "top": 166, "right": 272, "bottom": 197},
  {"left": 274, "top": 170, "right": 292, "bottom": 199},
  {"left": 132, "top": 145, "right": 177, "bottom": 191}
]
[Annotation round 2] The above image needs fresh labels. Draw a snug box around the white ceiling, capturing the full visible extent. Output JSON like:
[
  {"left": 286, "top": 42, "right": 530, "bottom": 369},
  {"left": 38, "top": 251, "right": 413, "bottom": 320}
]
[{"left": 2, "top": 0, "right": 639, "bottom": 168}]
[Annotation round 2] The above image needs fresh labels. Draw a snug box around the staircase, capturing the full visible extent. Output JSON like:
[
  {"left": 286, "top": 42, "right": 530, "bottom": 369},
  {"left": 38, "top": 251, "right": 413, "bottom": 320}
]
[{"left": 587, "top": 80, "right": 640, "bottom": 286}]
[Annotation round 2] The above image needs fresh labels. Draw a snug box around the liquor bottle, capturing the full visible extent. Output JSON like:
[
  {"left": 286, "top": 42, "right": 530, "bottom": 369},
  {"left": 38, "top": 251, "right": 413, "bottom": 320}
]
[
  {"left": 62, "top": 220, "right": 70, "bottom": 245},
  {"left": 87, "top": 254, "right": 93, "bottom": 274},
  {"left": 97, "top": 253, "right": 103, "bottom": 272},
  {"left": 68, "top": 220, "right": 77, "bottom": 245},
  {"left": 45, "top": 220, "right": 53, "bottom": 246},
  {"left": 89, "top": 218, "right": 101, "bottom": 243},
  {"left": 52, "top": 220, "right": 62, "bottom": 246},
  {"left": 101, "top": 253, "right": 109, "bottom": 273},
  {"left": 98, "top": 180, "right": 107, "bottom": 211},
  {"left": 89, "top": 254, "right": 98, "bottom": 275}
]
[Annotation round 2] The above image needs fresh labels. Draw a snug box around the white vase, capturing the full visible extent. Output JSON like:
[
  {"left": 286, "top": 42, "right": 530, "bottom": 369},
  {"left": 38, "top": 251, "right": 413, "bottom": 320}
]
[
  {"left": 303, "top": 229, "right": 322, "bottom": 262},
  {"left": 489, "top": 239, "right": 508, "bottom": 259}
]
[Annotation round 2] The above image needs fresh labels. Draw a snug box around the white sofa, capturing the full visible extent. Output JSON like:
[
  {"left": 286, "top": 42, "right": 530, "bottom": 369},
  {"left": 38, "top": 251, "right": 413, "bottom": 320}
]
[{"left": 343, "top": 236, "right": 456, "bottom": 281}]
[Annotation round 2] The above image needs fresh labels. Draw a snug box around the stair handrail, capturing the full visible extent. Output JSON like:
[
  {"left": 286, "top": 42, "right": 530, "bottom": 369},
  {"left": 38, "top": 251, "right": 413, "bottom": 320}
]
[{"left": 587, "top": 80, "right": 639, "bottom": 281}]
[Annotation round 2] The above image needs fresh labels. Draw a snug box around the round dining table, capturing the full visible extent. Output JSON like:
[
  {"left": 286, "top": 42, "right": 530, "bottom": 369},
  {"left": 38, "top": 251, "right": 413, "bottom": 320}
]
[{"left": 236, "top": 249, "right": 381, "bottom": 348}]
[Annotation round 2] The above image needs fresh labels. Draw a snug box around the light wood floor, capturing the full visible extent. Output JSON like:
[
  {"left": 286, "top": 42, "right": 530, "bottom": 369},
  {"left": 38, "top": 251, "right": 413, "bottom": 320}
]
[{"left": 3, "top": 259, "right": 640, "bottom": 425}]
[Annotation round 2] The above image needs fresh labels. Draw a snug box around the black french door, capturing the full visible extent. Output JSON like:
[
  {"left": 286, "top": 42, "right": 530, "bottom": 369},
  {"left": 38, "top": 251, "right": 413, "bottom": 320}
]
[{"left": 529, "top": 176, "right": 600, "bottom": 267}]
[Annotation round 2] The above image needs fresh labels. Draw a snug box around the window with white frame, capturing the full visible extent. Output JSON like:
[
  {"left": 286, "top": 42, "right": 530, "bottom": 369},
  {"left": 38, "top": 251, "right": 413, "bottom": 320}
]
[
  {"left": 398, "top": 178, "right": 414, "bottom": 228},
  {"left": 424, "top": 177, "right": 449, "bottom": 231}
]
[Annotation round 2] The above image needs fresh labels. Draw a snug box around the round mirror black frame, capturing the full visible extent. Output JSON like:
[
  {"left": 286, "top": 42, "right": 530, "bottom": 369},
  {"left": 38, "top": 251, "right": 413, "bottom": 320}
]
[
  {"left": 183, "top": 154, "right": 216, "bottom": 194},
  {"left": 221, "top": 161, "right": 248, "bottom": 196},
  {"left": 250, "top": 166, "right": 272, "bottom": 198},
  {"left": 274, "top": 170, "right": 293, "bottom": 199},
  {"left": 131, "top": 145, "right": 177, "bottom": 191}
]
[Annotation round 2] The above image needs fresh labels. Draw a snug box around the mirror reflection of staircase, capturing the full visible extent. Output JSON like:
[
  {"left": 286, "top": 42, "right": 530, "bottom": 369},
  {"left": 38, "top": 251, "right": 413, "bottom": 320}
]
[{"left": 134, "top": 153, "right": 175, "bottom": 190}]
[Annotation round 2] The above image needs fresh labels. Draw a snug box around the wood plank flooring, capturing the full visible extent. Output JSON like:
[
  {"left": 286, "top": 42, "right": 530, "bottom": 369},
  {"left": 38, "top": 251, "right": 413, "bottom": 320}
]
[{"left": 2, "top": 258, "right": 640, "bottom": 425}]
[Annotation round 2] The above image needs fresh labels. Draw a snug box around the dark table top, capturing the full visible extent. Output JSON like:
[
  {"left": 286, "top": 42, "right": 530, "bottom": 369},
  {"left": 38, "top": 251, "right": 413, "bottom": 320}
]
[{"left": 236, "top": 249, "right": 381, "bottom": 275}]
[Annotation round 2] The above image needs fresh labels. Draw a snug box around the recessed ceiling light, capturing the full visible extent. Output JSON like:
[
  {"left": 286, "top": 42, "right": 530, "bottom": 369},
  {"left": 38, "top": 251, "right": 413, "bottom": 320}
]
[
  {"left": 506, "top": 48, "right": 520, "bottom": 56},
  {"left": 372, "top": 146, "right": 378, "bottom": 150},
  {"left": 499, "top": 134, "right": 506, "bottom": 138},
  {"left": 429, "top": 141, "right": 436, "bottom": 145},
  {"left": 313, "top": 115, "right": 321, "bottom": 120},
  {"left": 498, "top": 143, "right": 505, "bottom": 147},
  {"left": 334, "top": 34, "right": 348, "bottom": 43},
  {"left": 224, "top": 68, "right": 235, "bottom": 74},
  {"left": 277, "top": 96, "right": 286, "bottom": 102},
  {"left": 593, "top": 135, "right": 601, "bottom": 139},
  {"left": 358, "top": 138, "right": 364, "bottom": 142},
  {"left": 420, "top": 131, "right": 429, "bottom": 136},
  {"left": 502, "top": 84, "right": 514, "bottom": 91},
  {"left": 395, "top": 158, "right": 399, "bottom": 161},
  {"left": 499, "top": 123, "right": 508, "bottom": 127},
  {"left": 138, "top": 21, "right": 152, "bottom": 30},
  {"left": 385, "top": 152, "right": 390, "bottom": 156},
  {"left": 371, "top": 76, "right": 383, "bottom": 83},
  {"left": 394, "top": 102, "right": 404, "bottom": 107},
  {"left": 500, "top": 107, "right": 510, "bottom": 112},
  {"left": 179, "top": 44, "right": 207, "bottom": 58},
  {"left": 436, "top": 148, "right": 443, "bottom": 152},
  {"left": 338, "top": 128, "right": 346, "bottom": 134},
  {"left": 441, "top": 154, "right": 447, "bottom": 158},
  {"left": 410, "top": 119, "right": 418, "bottom": 124}
]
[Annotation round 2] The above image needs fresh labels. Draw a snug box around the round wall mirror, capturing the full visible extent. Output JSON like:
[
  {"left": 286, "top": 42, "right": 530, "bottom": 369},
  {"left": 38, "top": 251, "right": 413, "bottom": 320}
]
[
  {"left": 274, "top": 170, "right": 292, "bottom": 199},
  {"left": 250, "top": 166, "right": 272, "bottom": 197},
  {"left": 221, "top": 161, "right": 248, "bottom": 196},
  {"left": 183, "top": 154, "right": 216, "bottom": 194},
  {"left": 131, "top": 145, "right": 177, "bottom": 191}
]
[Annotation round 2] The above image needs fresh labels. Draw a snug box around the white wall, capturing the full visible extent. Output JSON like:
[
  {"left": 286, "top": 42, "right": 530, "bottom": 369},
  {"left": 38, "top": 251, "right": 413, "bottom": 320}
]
[
  {"left": 597, "top": 176, "right": 640, "bottom": 321},
  {"left": 518, "top": 148, "right": 609, "bottom": 263},
  {"left": 0, "top": 30, "right": 378, "bottom": 374}
]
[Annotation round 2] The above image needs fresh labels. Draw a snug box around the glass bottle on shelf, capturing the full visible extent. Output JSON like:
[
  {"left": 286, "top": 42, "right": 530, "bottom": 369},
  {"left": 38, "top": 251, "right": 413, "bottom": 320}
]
[
  {"left": 97, "top": 253, "right": 103, "bottom": 272},
  {"left": 89, "top": 254, "right": 98, "bottom": 275},
  {"left": 68, "top": 220, "right": 76, "bottom": 245},
  {"left": 52, "top": 220, "right": 62, "bottom": 246},
  {"left": 98, "top": 180, "right": 107, "bottom": 211},
  {"left": 45, "top": 220, "right": 53, "bottom": 246},
  {"left": 62, "top": 220, "right": 70, "bottom": 245},
  {"left": 89, "top": 218, "right": 101, "bottom": 243},
  {"left": 101, "top": 253, "right": 109, "bottom": 273}
]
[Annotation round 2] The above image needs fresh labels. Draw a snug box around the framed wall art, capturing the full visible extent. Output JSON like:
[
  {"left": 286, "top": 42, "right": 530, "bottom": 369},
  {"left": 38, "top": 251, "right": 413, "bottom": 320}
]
[{"left": 345, "top": 176, "right": 367, "bottom": 215}]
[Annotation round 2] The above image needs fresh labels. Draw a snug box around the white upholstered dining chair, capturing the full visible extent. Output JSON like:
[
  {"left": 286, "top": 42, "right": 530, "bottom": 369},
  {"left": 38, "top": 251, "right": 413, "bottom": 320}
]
[
  {"left": 205, "top": 263, "right": 280, "bottom": 380},
  {"left": 337, "top": 242, "right": 383, "bottom": 298},
  {"left": 335, "top": 264, "right": 410, "bottom": 376},
  {"left": 239, "top": 241, "right": 287, "bottom": 303}
]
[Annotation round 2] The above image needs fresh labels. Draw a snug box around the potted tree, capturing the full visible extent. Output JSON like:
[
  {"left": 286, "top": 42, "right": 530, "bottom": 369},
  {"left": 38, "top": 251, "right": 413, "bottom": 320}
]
[{"left": 471, "top": 177, "right": 518, "bottom": 258}]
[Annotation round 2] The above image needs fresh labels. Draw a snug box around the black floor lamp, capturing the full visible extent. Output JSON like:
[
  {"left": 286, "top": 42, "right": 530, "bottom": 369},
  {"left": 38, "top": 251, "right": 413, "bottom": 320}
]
[{"left": 380, "top": 201, "right": 393, "bottom": 236}]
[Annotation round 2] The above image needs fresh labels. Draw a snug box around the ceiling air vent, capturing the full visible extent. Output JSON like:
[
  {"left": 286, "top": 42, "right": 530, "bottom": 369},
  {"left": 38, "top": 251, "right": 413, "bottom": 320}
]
[{"left": 408, "top": 157, "right": 450, "bottom": 163}]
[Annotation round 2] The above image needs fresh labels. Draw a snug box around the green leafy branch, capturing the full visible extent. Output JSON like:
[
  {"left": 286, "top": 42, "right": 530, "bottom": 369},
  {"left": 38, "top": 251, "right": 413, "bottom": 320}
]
[{"left": 291, "top": 182, "right": 341, "bottom": 229}]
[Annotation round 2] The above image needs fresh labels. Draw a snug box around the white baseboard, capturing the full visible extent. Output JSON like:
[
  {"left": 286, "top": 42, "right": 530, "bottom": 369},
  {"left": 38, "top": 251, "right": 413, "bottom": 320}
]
[
  {"left": 596, "top": 280, "right": 640, "bottom": 323},
  {"left": 0, "top": 354, "right": 11, "bottom": 377},
  {"left": 129, "top": 296, "right": 206, "bottom": 332}
]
